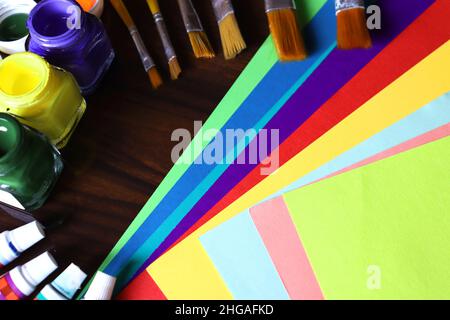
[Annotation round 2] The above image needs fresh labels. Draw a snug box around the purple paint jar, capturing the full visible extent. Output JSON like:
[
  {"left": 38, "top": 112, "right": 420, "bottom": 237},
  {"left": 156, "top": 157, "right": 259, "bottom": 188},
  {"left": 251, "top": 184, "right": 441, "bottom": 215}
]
[{"left": 27, "top": 0, "right": 114, "bottom": 95}]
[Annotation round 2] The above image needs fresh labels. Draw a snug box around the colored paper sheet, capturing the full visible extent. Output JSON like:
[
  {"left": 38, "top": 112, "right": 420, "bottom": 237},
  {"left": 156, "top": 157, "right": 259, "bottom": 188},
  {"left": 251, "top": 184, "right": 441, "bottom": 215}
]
[
  {"left": 284, "top": 136, "right": 450, "bottom": 299},
  {"left": 115, "top": 271, "right": 166, "bottom": 300},
  {"left": 144, "top": 0, "right": 444, "bottom": 270},
  {"left": 147, "top": 42, "right": 450, "bottom": 298},
  {"left": 149, "top": 238, "right": 233, "bottom": 300},
  {"left": 266, "top": 91, "right": 450, "bottom": 196},
  {"left": 325, "top": 122, "right": 450, "bottom": 181},
  {"left": 163, "top": 120, "right": 450, "bottom": 301},
  {"left": 203, "top": 100, "right": 450, "bottom": 301},
  {"left": 104, "top": 0, "right": 337, "bottom": 290},
  {"left": 200, "top": 212, "right": 289, "bottom": 300},
  {"left": 202, "top": 41, "right": 450, "bottom": 241},
  {"left": 249, "top": 119, "right": 450, "bottom": 300},
  {"left": 91, "top": 0, "right": 327, "bottom": 281},
  {"left": 149, "top": 126, "right": 450, "bottom": 300},
  {"left": 127, "top": 0, "right": 434, "bottom": 285},
  {"left": 250, "top": 197, "right": 323, "bottom": 300}
]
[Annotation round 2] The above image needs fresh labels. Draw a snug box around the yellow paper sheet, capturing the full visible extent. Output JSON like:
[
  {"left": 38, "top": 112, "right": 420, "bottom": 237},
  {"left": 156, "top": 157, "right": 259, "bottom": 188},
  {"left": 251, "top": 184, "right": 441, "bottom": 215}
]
[
  {"left": 148, "top": 238, "right": 233, "bottom": 300},
  {"left": 148, "top": 41, "right": 450, "bottom": 299}
]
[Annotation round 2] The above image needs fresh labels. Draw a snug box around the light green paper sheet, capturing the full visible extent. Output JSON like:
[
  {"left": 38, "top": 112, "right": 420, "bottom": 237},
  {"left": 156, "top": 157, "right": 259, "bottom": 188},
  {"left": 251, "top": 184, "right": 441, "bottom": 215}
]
[
  {"left": 284, "top": 136, "right": 450, "bottom": 299},
  {"left": 96, "top": 0, "right": 327, "bottom": 272}
]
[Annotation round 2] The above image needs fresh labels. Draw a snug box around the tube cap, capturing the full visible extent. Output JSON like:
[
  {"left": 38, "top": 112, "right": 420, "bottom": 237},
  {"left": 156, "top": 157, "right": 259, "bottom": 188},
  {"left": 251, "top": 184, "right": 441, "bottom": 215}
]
[
  {"left": 9, "top": 221, "right": 45, "bottom": 253},
  {"left": 52, "top": 263, "right": 87, "bottom": 299},
  {"left": 84, "top": 271, "right": 116, "bottom": 300},
  {"left": 22, "top": 251, "right": 58, "bottom": 286},
  {"left": 0, "top": 231, "right": 16, "bottom": 265},
  {"left": 38, "top": 284, "right": 66, "bottom": 300}
]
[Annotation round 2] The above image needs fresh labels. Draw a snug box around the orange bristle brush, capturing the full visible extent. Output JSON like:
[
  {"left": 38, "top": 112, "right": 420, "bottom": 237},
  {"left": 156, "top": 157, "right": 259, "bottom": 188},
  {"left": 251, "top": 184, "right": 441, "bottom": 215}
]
[
  {"left": 110, "top": 0, "right": 162, "bottom": 89},
  {"left": 264, "top": 0, "right": 307, "bottom": 62},
  {"left": 336, "top": 0, "right": 372, "bottom": 50},
  {"left": 177, "top": 0, "right": 215, "bottom": 58}
]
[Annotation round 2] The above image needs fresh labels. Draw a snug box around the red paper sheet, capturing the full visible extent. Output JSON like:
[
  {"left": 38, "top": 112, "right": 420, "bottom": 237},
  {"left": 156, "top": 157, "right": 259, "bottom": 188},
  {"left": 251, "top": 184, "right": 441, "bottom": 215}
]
[{"left": 115, "top": 271, "right": 166, "bottom": 300}]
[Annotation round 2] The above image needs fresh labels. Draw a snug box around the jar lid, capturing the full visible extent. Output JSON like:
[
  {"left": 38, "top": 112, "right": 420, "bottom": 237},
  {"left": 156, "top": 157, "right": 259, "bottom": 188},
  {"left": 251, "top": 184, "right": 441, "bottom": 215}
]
[{"left": 0, "top": 0, "right": 36, "bottom": 55}]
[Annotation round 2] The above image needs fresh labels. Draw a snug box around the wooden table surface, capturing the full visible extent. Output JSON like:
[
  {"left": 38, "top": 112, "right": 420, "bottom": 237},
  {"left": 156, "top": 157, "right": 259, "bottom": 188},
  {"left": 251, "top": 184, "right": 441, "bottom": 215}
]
[{"left": 0, "top": 0, "right": 269, "bottom": 294}]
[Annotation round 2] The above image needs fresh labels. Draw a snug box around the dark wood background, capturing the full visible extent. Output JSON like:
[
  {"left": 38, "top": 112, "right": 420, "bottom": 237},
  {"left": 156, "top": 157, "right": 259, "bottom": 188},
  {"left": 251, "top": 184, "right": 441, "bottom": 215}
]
[{"left": 0, "top": 0, "right": 269, "bottom": 296}]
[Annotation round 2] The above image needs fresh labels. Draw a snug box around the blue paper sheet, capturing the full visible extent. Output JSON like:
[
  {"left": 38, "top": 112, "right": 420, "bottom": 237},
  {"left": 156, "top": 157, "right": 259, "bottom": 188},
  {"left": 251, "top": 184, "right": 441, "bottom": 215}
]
[{"left": 200, "top": 212, "right": 289, "bottom": 300}]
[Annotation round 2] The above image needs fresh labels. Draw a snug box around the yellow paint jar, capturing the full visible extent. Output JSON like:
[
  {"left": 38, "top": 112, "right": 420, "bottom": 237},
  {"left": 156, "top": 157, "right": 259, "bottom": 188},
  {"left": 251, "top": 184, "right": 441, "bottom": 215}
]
[{"left": 0, "top": 52, "right": 86, "bottom": 148}]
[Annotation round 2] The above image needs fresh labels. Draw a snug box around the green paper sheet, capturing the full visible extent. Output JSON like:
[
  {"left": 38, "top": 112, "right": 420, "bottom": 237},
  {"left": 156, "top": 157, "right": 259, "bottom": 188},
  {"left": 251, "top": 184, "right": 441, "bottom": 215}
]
[
  {"left": 284, "top": 136, "right": 450, "bottom": 299},
  {"left": 97, "top": 0, "right": 327, "bottom": 272}
]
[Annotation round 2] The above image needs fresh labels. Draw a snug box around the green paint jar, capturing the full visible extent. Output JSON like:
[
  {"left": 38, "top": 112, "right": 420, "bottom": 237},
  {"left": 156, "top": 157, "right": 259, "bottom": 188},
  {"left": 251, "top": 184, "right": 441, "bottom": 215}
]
[
  {"left": 0, "top": 13, "right": 28, "bottom": 41},
  {"left": 0, "top": 0, "right": 36, "bottom": 54},
  {"left": 0, "top": 113, "right": 63, "bottom": 211}
]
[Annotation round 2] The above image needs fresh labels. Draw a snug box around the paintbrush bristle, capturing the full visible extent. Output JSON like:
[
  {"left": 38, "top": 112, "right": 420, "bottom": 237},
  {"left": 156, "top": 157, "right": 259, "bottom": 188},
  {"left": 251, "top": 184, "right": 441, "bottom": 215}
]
[
  {"left": 188, "top": 31, "right": 215, "bottom": 58},
  {"left": 168, "top": 57, "right": 181, "bottom": 80},
  {"left": 267, "top": 9, "right": 307, "bottom": 62},
  {"left": 218, "top": 13, "right": 246, "bottom": 60},
  {"left": 148, "top": 67, "right": 163, "bottom": 89},
  {"left": 337, "top": 8, "right": 372, "bottom": 50}
]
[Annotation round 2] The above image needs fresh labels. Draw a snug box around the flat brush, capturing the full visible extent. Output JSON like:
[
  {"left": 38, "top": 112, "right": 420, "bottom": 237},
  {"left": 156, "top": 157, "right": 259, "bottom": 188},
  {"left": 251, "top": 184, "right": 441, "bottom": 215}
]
[
  {"left": 336, "top": 0, "right": 372, "bottom": 49},
  {"left": 177, "top": 0, "right": 215, "bottom": 58},
  {"left": 110, "top": 0, "right": 162, "bottom": 89},
  {"left": 147, "top": 0, "right": 181, "bottom": 80},
  {"left": 210, "top": 0, "right": 246, "bottom": 60},
  {"left": 265, "top": 0, "right": 307, "bottom": 61}
]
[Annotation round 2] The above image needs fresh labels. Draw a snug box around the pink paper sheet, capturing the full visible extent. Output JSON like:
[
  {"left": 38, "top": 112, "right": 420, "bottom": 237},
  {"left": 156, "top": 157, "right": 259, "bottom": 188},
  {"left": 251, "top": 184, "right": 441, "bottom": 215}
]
[{"left": 250, "top": 197, "right": 323, "bottom": 300}]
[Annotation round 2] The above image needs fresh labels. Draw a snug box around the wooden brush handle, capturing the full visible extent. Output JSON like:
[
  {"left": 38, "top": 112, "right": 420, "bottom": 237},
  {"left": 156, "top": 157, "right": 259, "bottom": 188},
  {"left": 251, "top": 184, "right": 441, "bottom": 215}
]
[
  {"left": 110, "top": 0, "right": 135, "bottom": 28},
  {"left": 177, "top": 0, "right": 204, "bottom": 32}
]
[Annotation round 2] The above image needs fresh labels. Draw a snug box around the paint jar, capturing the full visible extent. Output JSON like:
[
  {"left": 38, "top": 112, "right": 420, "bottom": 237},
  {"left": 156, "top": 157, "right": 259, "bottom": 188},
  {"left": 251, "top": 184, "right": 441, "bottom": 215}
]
[
  {"left": 36, "top": 263, "right": 87, "bottom": 300},
  {"left": 0, "top": 52, "right": 86, "bottom": 149},
  {"left": 0, "top": 251, "right": 58, "bottom": 300},
  {"left": 76, "top": 0, "right": 104, "bottom": 18},
  {"left": 0, "top": 113, "right": 64, "bottom": 211},
  {"left": 27, "top": 0, "right": 114, "bottom": 95},
  {"left": 0, "top": 221, "right": 45, "bottom": 268},
  {"left": 0, "top": 0, "right": 36, "bottom": 54}
]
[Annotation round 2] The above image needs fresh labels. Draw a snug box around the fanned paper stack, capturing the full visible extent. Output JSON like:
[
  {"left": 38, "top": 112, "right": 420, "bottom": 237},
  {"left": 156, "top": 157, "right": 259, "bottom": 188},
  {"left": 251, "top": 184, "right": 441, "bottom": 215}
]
[{"left": 81, "top": 0, "right": 450, "bottom": 300}]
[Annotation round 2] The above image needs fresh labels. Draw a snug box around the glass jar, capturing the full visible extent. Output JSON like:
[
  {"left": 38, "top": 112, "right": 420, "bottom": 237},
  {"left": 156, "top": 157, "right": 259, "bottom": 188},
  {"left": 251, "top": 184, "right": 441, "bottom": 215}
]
[
  {"left": 0, "top": 113, "right": 63, "bottom": 211},
  {"left": 0, "top": 0, "right": 36, "bottom": 54},
  {"left": 27, "top": 0, "right": 114, "bottom": 95},
  {"left": 0, "top": 52, "right": 86, "bottom": 149}
]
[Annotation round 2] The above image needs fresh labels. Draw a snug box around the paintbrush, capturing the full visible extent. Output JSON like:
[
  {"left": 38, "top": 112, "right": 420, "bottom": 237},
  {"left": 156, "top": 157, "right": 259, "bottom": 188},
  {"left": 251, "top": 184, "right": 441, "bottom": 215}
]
[
  {"left": 264, "top": 0, "right": 306, "bottom": 61},
  {"left": 336, "top": 0, "right": 372, "bottom": 49},
  {"left": 146, "top": 0, "right": 181, "bottom": 80},
  {"left": 177, "top": 0, "right": 215, "bottom": 58},
  {"left": 210, "top": 0, "right": 246, "bottom": 60},
  {"left": 110, "top": 0, "right": 162, "bottom": 89}
]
